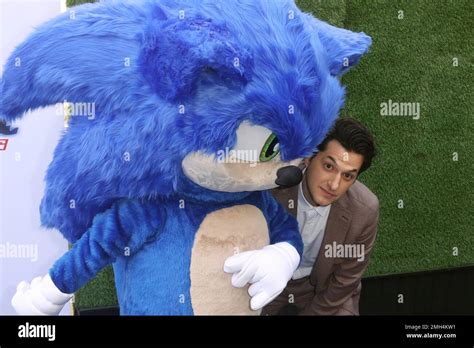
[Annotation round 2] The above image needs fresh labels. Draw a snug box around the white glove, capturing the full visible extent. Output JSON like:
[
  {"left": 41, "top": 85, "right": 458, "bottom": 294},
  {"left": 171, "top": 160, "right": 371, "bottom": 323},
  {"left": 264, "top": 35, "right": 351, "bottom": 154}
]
[
  {"left": 224, "top": 242, "right": 300, "bottom": 310},
  {"left": 11, "top": 274, "right": 73, "bottom": 315}
]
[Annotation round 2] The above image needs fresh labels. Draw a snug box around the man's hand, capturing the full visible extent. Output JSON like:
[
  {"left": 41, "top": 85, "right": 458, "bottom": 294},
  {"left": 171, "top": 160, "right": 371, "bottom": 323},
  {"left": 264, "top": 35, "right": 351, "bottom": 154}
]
[
  {"left": 11, "top": 274, "right": 73, "bottom": 315},
  {"left": 224, "top": 242, "right": 300, "bottom": 310}
]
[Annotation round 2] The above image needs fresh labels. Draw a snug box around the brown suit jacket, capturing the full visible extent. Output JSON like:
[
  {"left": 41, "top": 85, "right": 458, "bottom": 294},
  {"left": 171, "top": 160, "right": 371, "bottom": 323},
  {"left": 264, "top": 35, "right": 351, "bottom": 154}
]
[{"left": 262, "top": 180, "right": 379, "bottom": 315}]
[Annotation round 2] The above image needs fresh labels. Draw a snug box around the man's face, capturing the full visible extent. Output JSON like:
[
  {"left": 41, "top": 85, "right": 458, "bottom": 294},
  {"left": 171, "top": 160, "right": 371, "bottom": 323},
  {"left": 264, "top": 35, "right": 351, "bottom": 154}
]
[{"left": 303, "top": 140, "right": 364, "bottom": 206}]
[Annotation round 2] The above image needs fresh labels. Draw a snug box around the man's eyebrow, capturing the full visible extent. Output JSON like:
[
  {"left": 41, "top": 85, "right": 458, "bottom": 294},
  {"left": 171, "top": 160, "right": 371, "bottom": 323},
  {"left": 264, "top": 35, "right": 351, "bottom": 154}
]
[
  {"left": 326, "top": 155, "right": 337, "bottom": 164},
  {"left": 326, "top": 155, "right": 359, "bottom": 173}
]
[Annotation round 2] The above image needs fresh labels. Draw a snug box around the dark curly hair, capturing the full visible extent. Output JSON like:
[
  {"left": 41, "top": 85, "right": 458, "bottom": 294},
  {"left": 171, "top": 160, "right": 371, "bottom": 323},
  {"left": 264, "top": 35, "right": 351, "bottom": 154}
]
[{"left": 317, "top": 117, "right": 376, "bottom": 174}]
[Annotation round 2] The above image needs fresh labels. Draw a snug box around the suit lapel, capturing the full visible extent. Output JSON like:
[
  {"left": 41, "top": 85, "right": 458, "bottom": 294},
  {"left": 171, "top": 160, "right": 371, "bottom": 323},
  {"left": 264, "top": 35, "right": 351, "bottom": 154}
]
[
  {"left": 311, "top": 194, "right": 352, "bottom": 290},
  {"left": 272, "top": 184, "right": 352, "bottom": 289}
]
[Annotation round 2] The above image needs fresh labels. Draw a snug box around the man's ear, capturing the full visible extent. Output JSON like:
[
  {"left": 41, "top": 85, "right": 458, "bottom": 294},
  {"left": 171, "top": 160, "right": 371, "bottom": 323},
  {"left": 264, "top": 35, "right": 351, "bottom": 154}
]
[
  {"left": 303, "top": 157, "right": 312, "bottom": 168},
  {"left": 139, "top": 17, "right": 254, "bottom": 101}
]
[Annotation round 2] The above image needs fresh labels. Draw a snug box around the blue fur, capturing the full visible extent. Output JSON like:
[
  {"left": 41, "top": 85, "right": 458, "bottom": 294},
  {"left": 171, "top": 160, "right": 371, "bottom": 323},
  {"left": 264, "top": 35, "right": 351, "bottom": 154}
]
[
  {"left": 50, "top": 178, "right": 302, "bottom": 314},
  {"left": 1, "top": 0, "right": 371, "bottom": 314}
]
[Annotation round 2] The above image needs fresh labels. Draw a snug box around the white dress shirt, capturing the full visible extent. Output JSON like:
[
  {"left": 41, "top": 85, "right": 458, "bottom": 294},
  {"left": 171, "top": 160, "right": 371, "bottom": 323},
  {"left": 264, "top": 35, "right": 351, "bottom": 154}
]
[{"left": 292, "top": 182, "right": 332, "bottom": 280}]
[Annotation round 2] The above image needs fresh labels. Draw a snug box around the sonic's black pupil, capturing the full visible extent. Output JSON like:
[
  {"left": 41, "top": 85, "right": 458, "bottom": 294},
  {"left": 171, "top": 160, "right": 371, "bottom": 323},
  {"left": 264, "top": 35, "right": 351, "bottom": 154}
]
[{"left": 265, "top": 137, "right": 279, "bottom": 157}]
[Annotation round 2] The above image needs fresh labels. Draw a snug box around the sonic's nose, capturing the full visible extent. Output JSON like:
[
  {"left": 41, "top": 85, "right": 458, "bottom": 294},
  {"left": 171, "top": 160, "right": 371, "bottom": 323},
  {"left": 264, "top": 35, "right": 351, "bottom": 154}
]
[{"left": 275, "top": 165, "right": 303, "bottom": 188}]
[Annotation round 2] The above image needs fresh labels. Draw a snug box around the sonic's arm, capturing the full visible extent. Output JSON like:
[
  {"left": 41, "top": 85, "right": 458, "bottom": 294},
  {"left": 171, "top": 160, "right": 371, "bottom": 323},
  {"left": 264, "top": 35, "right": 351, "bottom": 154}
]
[
  {"left": 223, "top": 191, "right": 303, "bottom": 311},
  {"left": 262, "top": 190, "right": 303, "bottom": 257},
  {"left": 11, "top": 199, "right": 163, "bottom": 315}
]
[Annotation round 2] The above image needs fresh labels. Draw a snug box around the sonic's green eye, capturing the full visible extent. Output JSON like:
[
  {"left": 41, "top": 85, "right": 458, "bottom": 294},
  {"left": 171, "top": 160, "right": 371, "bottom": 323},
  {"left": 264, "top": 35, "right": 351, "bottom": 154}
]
[{"left": 259, "top": 133, "right": 280, "bottom": 162}]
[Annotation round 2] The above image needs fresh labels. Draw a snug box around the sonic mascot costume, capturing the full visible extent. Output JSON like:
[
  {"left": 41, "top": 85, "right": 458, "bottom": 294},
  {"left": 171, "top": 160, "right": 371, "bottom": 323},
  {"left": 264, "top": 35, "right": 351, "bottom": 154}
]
[{"left": 1, "top": 0, "right": 371, "bottom": 315}]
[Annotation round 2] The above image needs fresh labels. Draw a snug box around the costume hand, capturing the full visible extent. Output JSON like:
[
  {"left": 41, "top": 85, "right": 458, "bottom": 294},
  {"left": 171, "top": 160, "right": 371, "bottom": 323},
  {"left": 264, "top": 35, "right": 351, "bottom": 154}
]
[
  {"left": 224, "top": 242, "right": 300, "bottom": 310},
  {"left": 12, "top": 274, "right": 72, "bottom": 315}
]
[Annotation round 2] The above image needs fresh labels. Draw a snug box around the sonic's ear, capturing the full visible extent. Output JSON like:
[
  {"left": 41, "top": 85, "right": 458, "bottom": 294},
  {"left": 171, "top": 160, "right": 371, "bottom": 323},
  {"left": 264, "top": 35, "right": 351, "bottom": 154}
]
[
  {"left": 140, "top": 17, "right": 254, "bottom": 101},
  {"left": 308, "top": 17, "right": 372, "bottom": 76},
  {"left": 0, "top": 2, "right": 150, "bottom": 123}
]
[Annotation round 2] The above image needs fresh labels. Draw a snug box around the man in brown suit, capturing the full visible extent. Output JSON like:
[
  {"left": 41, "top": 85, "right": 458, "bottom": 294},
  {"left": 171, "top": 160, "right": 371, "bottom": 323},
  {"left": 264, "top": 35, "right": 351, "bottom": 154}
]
[{"left": 262, "top": 117, "right": 378, "bottom": 316}]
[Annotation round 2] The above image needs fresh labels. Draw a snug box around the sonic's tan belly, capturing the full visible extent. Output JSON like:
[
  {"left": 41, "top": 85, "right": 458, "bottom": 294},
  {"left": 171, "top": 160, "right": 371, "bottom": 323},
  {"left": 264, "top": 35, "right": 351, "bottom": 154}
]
[{"left": 189, "top": 204, "right": 269, "bottom": 315}]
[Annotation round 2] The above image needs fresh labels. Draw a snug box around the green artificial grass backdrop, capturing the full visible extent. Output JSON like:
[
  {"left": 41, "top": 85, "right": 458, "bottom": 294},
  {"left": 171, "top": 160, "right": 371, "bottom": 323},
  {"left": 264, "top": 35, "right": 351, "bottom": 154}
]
[{"left": 66, "top": 0, "right": 473, "bottom": 309}]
